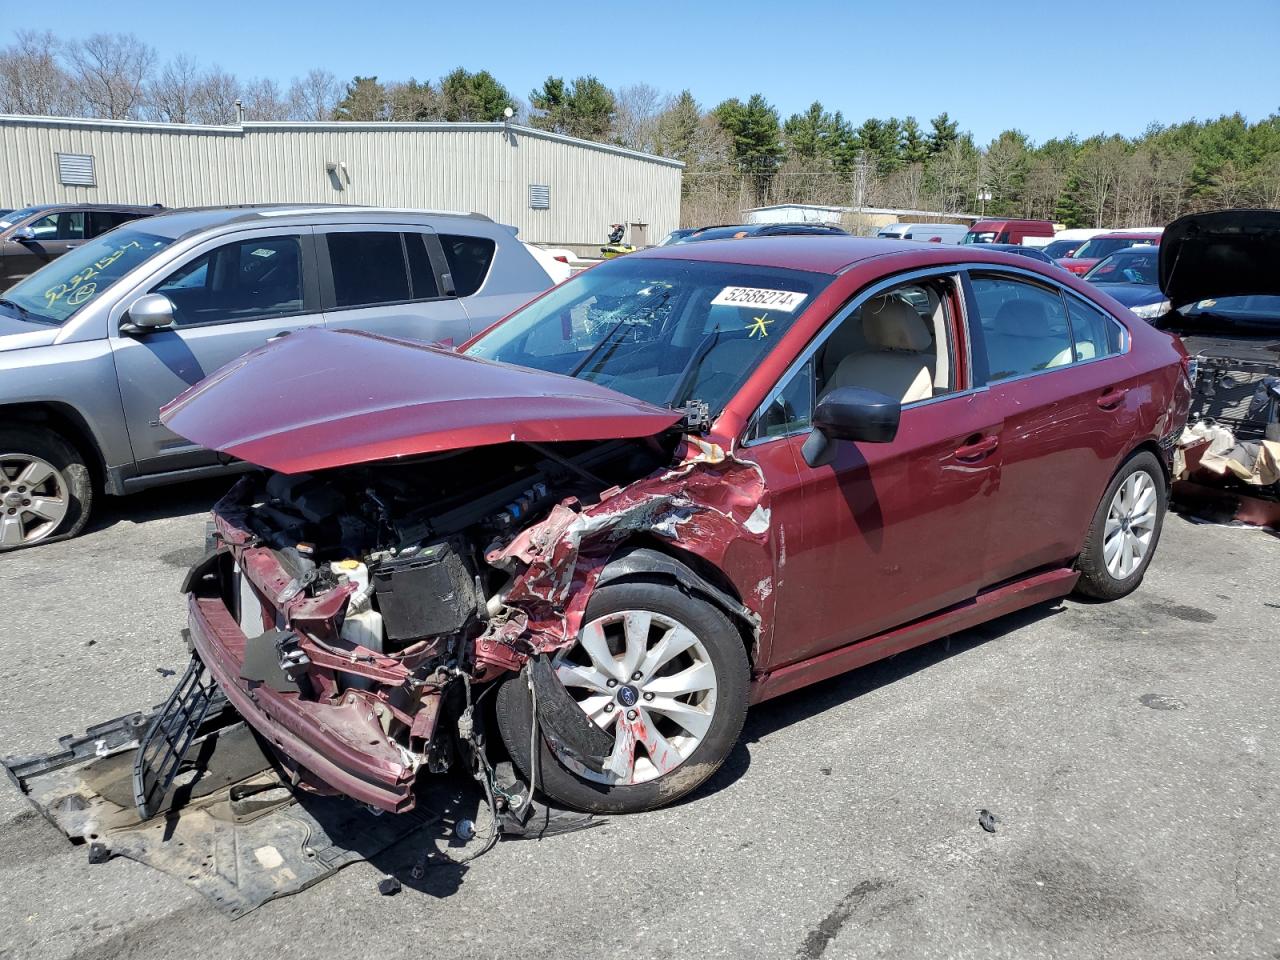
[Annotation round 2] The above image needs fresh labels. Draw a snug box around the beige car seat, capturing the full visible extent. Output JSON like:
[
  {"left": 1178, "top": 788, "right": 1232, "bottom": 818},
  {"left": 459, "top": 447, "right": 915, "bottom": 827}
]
[{"left": 824, "top": 296, "right": 935, "bottom": 403}]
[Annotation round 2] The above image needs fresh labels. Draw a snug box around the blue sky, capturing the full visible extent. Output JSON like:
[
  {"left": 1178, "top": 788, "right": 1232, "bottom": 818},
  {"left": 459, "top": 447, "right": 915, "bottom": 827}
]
[{"left": 4, "top": 0, "right": 1278, "bottom": 143}]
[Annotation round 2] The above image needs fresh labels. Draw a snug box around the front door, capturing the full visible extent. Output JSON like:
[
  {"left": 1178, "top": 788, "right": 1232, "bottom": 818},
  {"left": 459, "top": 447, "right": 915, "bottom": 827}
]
[
  {"left": 110, "top": 229, "right": 323, "bottom": 473},
  {"left": 1, "top": 210, "right": 87, "bottom": 285},
  {"left": 749, "top": 272, "right": 1005, "bottom": 669}
]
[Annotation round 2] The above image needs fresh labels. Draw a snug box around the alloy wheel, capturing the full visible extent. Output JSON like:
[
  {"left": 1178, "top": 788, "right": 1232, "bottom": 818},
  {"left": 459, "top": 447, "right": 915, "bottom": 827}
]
[
  {"left": 0, "top": 453, "right": 70, "bottom": 548},
  {"left": 552, "top": 610, "right": 718, "bottom": 785},
  {"left": 1103, "top": 469, "right": 1157, "bottom": 579}
]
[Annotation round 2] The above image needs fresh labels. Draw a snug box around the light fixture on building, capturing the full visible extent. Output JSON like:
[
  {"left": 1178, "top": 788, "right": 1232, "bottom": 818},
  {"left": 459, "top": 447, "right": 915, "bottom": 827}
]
[{"left": 326, "top": 161, "right": 350, "bottom": 189}]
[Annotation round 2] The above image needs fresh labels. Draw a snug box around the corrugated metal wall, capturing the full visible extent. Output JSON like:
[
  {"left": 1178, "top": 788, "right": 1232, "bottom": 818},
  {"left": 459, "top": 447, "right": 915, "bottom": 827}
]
[{"left": 0, "top": 117, "right": 682, "bottom": 248}]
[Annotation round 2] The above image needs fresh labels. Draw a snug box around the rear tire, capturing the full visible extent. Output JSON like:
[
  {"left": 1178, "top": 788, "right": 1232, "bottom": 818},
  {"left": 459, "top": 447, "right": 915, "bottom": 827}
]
[
  {"left": 496, "top": 580, "right": 749, "bottom": 815},
  {"left": 1074, "top": 450, "right": 1166, "bottom": 600},
  {"left": 0, "top": 426, "right": 93, "bottom": 550}
]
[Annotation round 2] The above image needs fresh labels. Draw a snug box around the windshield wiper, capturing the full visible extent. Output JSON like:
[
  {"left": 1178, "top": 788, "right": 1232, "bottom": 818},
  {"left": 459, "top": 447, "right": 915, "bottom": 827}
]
[{"left": 0, "top": 298, "right": 52, "bottom": 324}]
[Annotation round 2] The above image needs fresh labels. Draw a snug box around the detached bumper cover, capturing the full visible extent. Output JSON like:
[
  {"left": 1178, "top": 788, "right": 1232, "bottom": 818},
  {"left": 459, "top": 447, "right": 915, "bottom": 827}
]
[{"left": 186, "top": 594, "right": 418, "bottom": 812}]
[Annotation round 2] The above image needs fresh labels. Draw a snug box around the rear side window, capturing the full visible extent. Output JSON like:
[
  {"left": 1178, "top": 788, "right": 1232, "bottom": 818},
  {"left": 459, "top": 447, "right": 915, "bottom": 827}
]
[
  {"left": 970, "top": 276, "right": 1074, "bottom": 381},
  {"left": 90, "top": 211, "right": 145, "bottom": 237},
  {"left": 327, "top": 232, "right": 411, "bottom": 308},
  {"left": 1066, "top": 296, "right": 1124, "bottom": 361},
  {"left": 440, "top": 234, "right": 496, "bottom": 297}
]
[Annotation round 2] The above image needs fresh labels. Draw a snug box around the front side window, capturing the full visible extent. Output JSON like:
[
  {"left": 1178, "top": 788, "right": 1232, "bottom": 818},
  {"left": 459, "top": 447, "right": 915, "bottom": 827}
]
[
  {"left": 962, "top": 231, "right": 998, "bottom": 244},
  {"left": 466, "top": 256, "right": 832, "bottom": 413},
  {"left": 153, "top": 234, "right": 304, "bottom": 327},
  {"left": 970, "top": 275, "right": 1074, "bottom": 381},
  {"left": 440, "top": 234, "right": 496, "bottom": 297},
  {"left": 27, "top": 211, "right": 85, "bottom": 240},
  {"left": 747, "top": 276, "right": 960, "bottom": 442},
  {"left": 0, "top": 228, "right": 174, "bottom": 324}
]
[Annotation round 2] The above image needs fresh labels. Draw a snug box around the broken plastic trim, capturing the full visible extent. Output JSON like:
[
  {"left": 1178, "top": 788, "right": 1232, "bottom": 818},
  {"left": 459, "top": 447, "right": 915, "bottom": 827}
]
[
  {"left": 133, "top": 656, "right": 221, "bottom": 819},
  {"left": 528, "top": 655, "right": 614, "bottom": 773}
]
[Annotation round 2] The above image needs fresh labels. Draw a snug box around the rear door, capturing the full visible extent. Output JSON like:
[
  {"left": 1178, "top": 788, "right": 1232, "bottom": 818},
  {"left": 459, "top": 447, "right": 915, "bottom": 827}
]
[
  {"left": 2, "top": 210, "right": 87, "bottom": 284},
  {"left": 318, "top": 226, "right": 471, "bottom": 347},
  {"left": 110, "top": 227, "right": 324, "bottom": 472},
  {"left": 965, "top": 270, "right": 1141, "bottom": 585}
]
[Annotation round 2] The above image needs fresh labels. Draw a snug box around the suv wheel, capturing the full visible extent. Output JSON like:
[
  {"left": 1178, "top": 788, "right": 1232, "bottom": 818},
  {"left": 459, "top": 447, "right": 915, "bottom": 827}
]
[{"left": 0, "top": 427, "right": 93, "bottom": 550}]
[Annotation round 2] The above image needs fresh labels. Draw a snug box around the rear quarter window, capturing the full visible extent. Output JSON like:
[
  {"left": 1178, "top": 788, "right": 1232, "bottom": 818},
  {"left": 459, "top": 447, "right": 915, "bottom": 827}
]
[{"left": 440, "top": 234, "right": 496, "bottom": 297}]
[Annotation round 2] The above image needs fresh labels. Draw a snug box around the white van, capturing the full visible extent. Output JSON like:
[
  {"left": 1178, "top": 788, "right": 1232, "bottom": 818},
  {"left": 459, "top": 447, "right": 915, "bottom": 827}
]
[{"left": 876, "top": 222, "right": 969, "bottom": 244}]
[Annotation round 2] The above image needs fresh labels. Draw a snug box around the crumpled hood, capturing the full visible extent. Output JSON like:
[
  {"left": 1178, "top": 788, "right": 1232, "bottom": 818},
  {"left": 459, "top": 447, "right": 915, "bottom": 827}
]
[
  {"left": 1160, "top": 209, "right": 1280, "bottom": 308},
  {"left": 161, "top": 328, "right": 683, "bottom": 473}
]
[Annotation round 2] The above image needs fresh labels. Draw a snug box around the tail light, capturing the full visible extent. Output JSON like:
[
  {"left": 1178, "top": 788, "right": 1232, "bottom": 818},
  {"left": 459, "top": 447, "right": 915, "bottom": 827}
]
[{"left": 553, "top": 255, "right": 569, "bottom": 263}]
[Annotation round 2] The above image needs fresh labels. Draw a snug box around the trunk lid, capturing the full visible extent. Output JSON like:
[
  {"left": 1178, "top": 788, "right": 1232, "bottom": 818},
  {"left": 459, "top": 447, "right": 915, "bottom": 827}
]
[
  {"left": 160, "top": 328, "right": 682, "bottom": 473},
  {"left": 1160, "top": 209, "right": 1280, "bottom": 309}
]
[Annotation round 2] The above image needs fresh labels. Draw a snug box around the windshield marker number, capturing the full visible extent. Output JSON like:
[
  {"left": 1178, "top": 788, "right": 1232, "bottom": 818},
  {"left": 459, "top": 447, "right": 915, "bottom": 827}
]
[{"left": 712, "top": 286, "right": 808, "bottom": 313}]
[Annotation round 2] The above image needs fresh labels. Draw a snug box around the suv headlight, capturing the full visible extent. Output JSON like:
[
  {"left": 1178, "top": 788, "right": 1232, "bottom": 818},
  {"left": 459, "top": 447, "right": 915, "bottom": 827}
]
[{"left": 1130, "top": 300, "right": 1170, "bottom": 320}]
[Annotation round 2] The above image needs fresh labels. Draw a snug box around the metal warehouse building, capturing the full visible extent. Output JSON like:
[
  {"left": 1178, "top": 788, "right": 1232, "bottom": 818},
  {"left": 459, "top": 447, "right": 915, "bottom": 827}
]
[{"left": 0, "top": 115, "right": 682, "bottom": 252}]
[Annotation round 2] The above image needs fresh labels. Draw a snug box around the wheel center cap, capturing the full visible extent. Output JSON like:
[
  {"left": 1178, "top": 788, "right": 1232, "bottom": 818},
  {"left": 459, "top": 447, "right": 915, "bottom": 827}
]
[
  {"left": 617, "top": 684, "right": 640, "bottom": 708},
  {"left": 2, "top": 491, "right": 22, "bottom": 508}
]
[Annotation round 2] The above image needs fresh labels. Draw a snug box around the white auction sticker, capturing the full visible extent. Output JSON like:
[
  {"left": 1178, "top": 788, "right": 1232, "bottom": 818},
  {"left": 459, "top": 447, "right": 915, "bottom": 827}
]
[{"left": 711, "top": 286, "right": 809, "bottom": 312}]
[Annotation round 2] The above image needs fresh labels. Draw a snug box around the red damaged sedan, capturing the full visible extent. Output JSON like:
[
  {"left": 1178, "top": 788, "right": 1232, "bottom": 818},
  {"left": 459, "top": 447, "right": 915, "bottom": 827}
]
[{"left": 163, "top": 236, "right": 1190, "bottom": 817}]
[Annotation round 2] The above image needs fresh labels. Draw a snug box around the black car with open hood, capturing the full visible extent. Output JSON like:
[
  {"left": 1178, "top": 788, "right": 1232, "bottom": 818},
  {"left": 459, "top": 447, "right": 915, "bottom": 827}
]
[{"left": 1156, "top": 209, "right": 1280, "bottom": 444}]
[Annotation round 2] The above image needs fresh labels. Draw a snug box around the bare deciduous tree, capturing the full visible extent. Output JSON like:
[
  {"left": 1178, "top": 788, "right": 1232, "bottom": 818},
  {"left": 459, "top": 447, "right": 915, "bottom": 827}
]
[
  {"left": 190, "top": 67, "right": 240, "bottom": 124},
  {"left": 612, "top": 82, "right": 668, "bottom": 153},
  {"left": 241, "top": 77, "right": 290, "bottom": 121},
  {"left": 0, "top": 30, "right": 81, "bottom": 116},
  {"left": 67, "top": 32, "right": 156, "bottom": 119},
  {"left": 146, "top": 54, "right": 202, "bottom": 122},
  {"left": 287, "top": 69, "right": 341, "bottom": 121}
]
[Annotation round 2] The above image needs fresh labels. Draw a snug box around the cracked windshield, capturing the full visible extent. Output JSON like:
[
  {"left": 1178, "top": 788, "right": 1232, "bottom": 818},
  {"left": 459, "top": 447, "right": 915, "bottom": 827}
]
[{"left": 466, "top": 257, "right": 831, "bottom": 411}]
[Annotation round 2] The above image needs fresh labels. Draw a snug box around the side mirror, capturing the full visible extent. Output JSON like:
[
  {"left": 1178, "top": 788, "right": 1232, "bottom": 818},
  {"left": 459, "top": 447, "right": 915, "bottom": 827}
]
[
  {"left": 121, "top": 293, "right": 176, "bottom": 334},
  {"left": 12, "top": 226, "right": 36, "bottom": 243},
  {"left": 801, "top": 386, "right": 901, "bottom": 467}
]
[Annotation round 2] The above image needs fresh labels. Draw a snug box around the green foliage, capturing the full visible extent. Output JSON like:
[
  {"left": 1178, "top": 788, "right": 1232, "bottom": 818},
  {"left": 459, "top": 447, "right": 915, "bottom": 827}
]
[
  {"left": 713, "top": 94, "right": 783, "bottom": 173},
  {"left": 332, "top": 75, "right": 387, "bottom": 121},
  {"left": 438, "top": 68, "right": 511, "bottom": 121},
  {"left": 529, "top": 75, "right": 616, "bottom": 140}
]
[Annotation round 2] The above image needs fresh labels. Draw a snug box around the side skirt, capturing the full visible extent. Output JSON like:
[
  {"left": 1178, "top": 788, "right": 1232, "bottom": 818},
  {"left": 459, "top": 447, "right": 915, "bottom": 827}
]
[{"left": 749, "top": 567, "right": 1079, "bottom": 704}]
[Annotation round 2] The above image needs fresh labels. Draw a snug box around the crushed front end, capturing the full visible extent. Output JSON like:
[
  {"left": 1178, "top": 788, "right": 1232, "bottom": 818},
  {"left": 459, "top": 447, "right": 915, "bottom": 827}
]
[{"left": 178, "top": 432, "right": 770, "bottom": 815}]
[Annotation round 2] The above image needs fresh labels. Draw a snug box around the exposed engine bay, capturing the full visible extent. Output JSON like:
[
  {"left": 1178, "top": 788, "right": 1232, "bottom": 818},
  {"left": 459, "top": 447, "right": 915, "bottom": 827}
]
[{"left": 189, "top": 436, "right": 678, "bottom": 787}]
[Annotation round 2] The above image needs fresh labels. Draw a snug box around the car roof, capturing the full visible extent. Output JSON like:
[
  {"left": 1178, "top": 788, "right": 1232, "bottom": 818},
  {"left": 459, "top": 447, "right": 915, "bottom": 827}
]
[
  {"left": 1095, "top": 231, "right": 1161, "bottom": 239},
  {"left": 634, "top": 234, "right": 1092, "bottom": 277},
  {"left": 133, "top": 204, "right": 497, "bottom": 240},
  {"left": 22, "top": 202, "right": 158, "bottom": 213},
  {"left": 633, "top": 235, "right": 932, "bottom": 273}
]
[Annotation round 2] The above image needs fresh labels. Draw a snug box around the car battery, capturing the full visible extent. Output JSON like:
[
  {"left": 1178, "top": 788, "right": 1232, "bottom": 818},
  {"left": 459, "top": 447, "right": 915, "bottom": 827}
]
[{"left": 371, "top": 541, "right": 476, "bottom": 642}]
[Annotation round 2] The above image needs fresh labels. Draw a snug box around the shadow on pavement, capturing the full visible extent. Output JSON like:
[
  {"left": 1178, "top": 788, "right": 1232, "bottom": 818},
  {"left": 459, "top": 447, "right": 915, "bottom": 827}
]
[
  {"left": 85, "top": 477, "right": 237, "bottom": 535},
  {"left": 674, "top": 599, "right": 1069, "bottom": 808}
]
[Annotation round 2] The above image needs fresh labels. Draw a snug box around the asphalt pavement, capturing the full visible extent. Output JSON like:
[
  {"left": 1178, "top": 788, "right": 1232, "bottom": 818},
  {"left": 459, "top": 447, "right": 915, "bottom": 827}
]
[{"left": 1, "top": 481, "right": 1277, "bottom": 960}]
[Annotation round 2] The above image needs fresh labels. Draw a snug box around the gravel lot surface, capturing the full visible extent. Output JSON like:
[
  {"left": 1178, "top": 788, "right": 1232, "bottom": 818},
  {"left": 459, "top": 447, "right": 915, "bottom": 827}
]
[{"left": 1, "top": 483, "right": 1277, "bottom": 960}]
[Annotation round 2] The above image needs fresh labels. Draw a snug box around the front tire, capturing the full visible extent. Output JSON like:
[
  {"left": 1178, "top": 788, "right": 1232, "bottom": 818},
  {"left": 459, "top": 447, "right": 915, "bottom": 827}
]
[
  {"left": 496, "top": 580, "right": 750, "bottom": 815},
  {"left": 1074, "top": 450, "right": 1166, "bottom": 600},
  {"left": 0, "top": 427, "right": 93, "bottom": 550}
]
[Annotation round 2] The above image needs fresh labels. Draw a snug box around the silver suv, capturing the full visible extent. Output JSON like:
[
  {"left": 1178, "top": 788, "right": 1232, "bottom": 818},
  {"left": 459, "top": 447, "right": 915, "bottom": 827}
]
[{"left": 0, "top": 205, "right": 552, "bottom": 549}]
